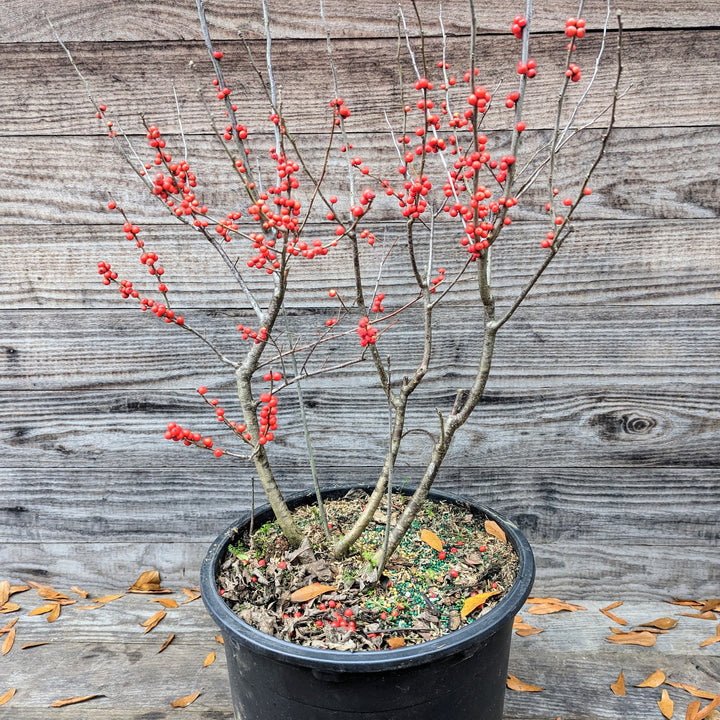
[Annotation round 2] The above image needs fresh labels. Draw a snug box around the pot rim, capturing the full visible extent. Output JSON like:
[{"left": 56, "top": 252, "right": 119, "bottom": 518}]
[{"left": 201, "top": 484, "right": 535, "bottom": 673}]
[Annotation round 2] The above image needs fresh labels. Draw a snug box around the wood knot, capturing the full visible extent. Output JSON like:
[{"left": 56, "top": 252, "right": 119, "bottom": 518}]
[{"left": 590, "top": 410, "right": 660, "bottom": 441}]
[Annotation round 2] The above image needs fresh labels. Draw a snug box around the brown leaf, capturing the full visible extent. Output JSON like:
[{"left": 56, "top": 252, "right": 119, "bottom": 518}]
[
  {"left": 668, "top": 598, "right": 702, "bottom": 608},
  {"left": 47, "top": 603, "right": 61, "bottom": 623},
  {"left": 682, "top": 612, "right": 718, "bottom": 620},
  {"left": 0, "top": 581, "right": 9, "bottom": 608},
  {"left": 93, "top": 594, "right": 125, "bottom": 604},
  {"left": 605, "top": 630, "right": 657, "bottom": 646},
  {"left": 637, "top": 669, "right": 666, "bottom": 688},
  {"left": 158, "top": 634, "right": 175, "bottom": 653},
  {"left": 141, "top": 610, "right": 166, "bottom": 633},
  {"left": 610, "top": 670, "right": 626, "bottom": 696},
  {"left": 699, "top": 635, "right": 720, "bottom": 648},
  {"left": 289, "top": 584, "right": 338, "bottom": 603},
  {"left": 460, "top": 591, "right": 501, "bottom": 618},
  {"left": 600, "top": 602, "right": 628, "bottom": 625},
  {"left": 9, "top": 585, "right": 30, "bottom": 595},
  {"left": 658, "top": 688, "right": 674, "bottom": 719},
  {"left": 700, "top": 599, "right": 720, "bottom": 613},
  {"left": 151, "top": 598, "right": 179, "bottom": 609},
  {"left": 526, "top": 598, "right": 587, "bottom": 615},
  {"left": 640, "top": 617, "right": 678, "bottom": 630},
  {"left": 665, "top": 683, "right": 717, "bottom": 701},
  {"left": 386, "top": 637, "right": 405, "bottom": 649},
  {"left": 171, "top": 691, "right": 202, "bottom": 708},
  {"left": 129, "top": 570, "right": 170, "bottom": 594},
  {"left": 507, "top": 674, "right": 543, "bottom": 692},
  {"left": 2, "top": 627, "right": 15, "bottom": 655},
  {"left": 484, "top": 520, "right": 506, "bottom": 543},
  {"left": 50, "top": 695, "right": 105, "bottom": 707},
  {"left": 28, "top": 603, "right": 57, "bottom": 616},
  {"left": 203, "top": 651, "right": 216, "bottom": 667},
  {"left": 687, "top": 700, "right": 702, "bottom": 720},
  {"left": 694, "top": 694, "right": 720, "bottom": 720},
  {"left": 71, "top": 586, "right": 89, "bottom": 599},
  {"left": 0, "top": 688, "right": 16, "bottom": 707},
  {"left": 214, "top": 635, "right": 224, "bottom": 644},
  {"left": 181, "top": 587, "right": 202, "bottom": 604},
  {"left": 0, "top": 618, "right": 18, "bottom": 633},
  {"left": 513, "top": 616, "right": 544, "bottom": 637},
  {"left": 0, "top": 603, "right": 20, "bottom": 614},
  {"left": 419, "top": 529, "right": 444, "bottom": 552},
  {"left": 21, "top": 642, "right": 49, "bottom": 649},
  {"left": 37, "top": 587, "right": 70, "bottom": 602}
]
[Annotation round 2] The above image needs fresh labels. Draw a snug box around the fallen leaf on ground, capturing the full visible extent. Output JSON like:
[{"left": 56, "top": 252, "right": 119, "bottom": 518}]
[
  {"left": 605, "top": 630, "right": 657, "bottom": 646},
  {"left": 71, "top": 586, "right": 89, "bottom": 599},
  {"left": 203, "top": 651, "right": 216, "bottom": 667},
  {"left": 700, "top": 600, "right": 720, "bottom": 614},
  {"left": 601, "top": 601, "right": 628, "bottom": 625},
  {"left": 21, "top": 642, "right": 49, "bottom": 649},
  {"left": 658, "top": 688, "right": 674, "bottom": 719},
  {"left": 460, "top": 591, "right": 500, "bottom": 618},
  {"left": 181, "top": 587, "right": 201, "bottom": 604},
  {"left": 141, "top": 610, "right": 166, "bottom": 633},
  {"left": 289, "top": 584, "right": 338, "bottom": 603},
  {"left": 151, "top": 598, "right": 179, "bottom": 609},
  {"left": 171, "top": 691, "right": 202, "bottom": 708},
  {"left": 214, "top": 635, "right": 224, "bottom": 644},
  {"left": 611, "top": 670, "right": 626, "bottom": 696},
  {"left": 419, "top": 528, "right": 444, "bottom": 552},
  {"left": 526, "top": 597, "right": 586, "bottom": 615},
  {"left": 665, "top": 683, "right": 717, "bottom": 700},
  {"left": 0, "top": 618, "right": 18, "bottom": 633},
  {"left": 484, "top": 520, "right": 506, "bottom": 543},
  {"left": 2, "top": 628, "right": 15, "bottom": 655},
  {"left": 0, "top": 688, "right": 16, "bottom": 707},
  {"left": 668, "top": 598, "right": 702, "bottom": 609},
  {"left": 129, "top": 570, "right": 170, "bottom": 594},
  {"left": 693, "top": 694, "right": 720, "bottom": 720},
  {"left": 699, "top": 623, "right": 720, "bottom": 647},
  {"left": 93, "top": 594, "right": 125, "bottom": 605},
  {"left": 0, "top": 581, "right": 9, "bottom": 607},
  {"left": 507, "top": 674, "right": 543, "bottom": 692},
  {"left": 47, "top": 603, "right": 61, "bottom": 623},
  {"left": 687, "top": 700, "right": 702, "bottom": 720},
  {"left": 682, "top": 612, "right": 718, "bottom": 620},
  {"left": 0, "top": 603, "right": 20, "bottom": 614},
  {"left": 50, "top": 695, "right": 105, "bottom": 707},
  {"left": 158, "top": 634, "right": 175, "bottom": 653},
  {"left": 640, "top": 617, "right": 678, "bottom": 630},
  {"left": 513, "top": 616, "right": 544, "bottom": 636},
  {"left": 386, "top": 637, "right": 405, "bottom": 649},
  {"left": 637, "top": 669, "right": 666, "bottom": 687},
  {"left": 28, "top": 604, "right": 57, "bottom": 617}
]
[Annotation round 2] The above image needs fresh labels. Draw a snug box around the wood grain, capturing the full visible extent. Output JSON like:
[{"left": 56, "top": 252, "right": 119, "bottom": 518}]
[
  {"left": 6, "top": 0, "right": 717, "bottom": 43},
  {"left": 3, "top": 31, "right": 717, "bottom": 136},
  {"left": 2, "top": 219, "right": 719, "bottom": 309}
]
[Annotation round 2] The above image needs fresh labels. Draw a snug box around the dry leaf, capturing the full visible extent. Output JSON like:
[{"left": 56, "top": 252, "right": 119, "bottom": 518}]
[
  {"left": 141, "top": 610, "right": 166, "bottom": 633},
  {"left": 419, "top": 529, "right": 444, "bottom": 552},
  {"left": 158, "top": 634, "right": 175, "bottom": 653},
  {"left": 47, "top": 603, "right": 61, "bottom": 623},
  {"left": 21, "top": 642, "right": 49, "bottom": 649},
  {"left": 129, "top": 570, "right": 170, "bottom": 594},
  {"left": 460, "top": 591, "right": 500, "bottom": 618},
  {"left": 688, "top": 701, "right": 702, "bottom": 720},
  {"left": 513, "top": 616, "right": 544, "bottom": 637},
  {"left": 699, "top": 636, "right": 720, "bottom": 648},
  {"left": 2, "top": 628, "right": 15, "bottom": 655},
  {"left": 0, "top": 603, "right": 20, "bottom": 614},
  {"left": 71, "top": 586, "right": 89, "bottom": 599},
  {"left": 484, "top": 520, "right": 506, "bottom": 543},
  {"left": 0, "top": 581, "right": 9, "bottom": 608},
  {"left": 9, "top": 585, "right": 30, "bottom": 595},
  {"left": 700, "top": 599, "right": 720, "bottom": 613},
  {"left": 507, "top": 674, "right": 543, "bottom": 692},
  {"left": 50, "top": 695, "right": 105, "bottom": 707},
  {"left": 181, "top": 587, "right": 201, "bottom": 604},
  {"left": 682, "top": 612, "right": 718, "bottom": 621},
  {"left": 151, "top": 598, "right": 179, "bottom": 609},
  {"left": 0, "top": 688, "right": 16, "bottom": 707},
  {"left": 526, "top": 598, "right": 586, "bottom": 615},
  {"left": 610, "top": 670, "right": 626, "bottom": 696},
  {"left": 171, "top": 691, "right": 202, "bottom": 708},
  {"left": 0, "top": 618, "right": 18, "bottom": 633},
  {"left": 203, "top": 651, "right": 216, "bottom": 667},
  {"left": 668, "top": 598, "right": 702, "bottom": 608},
  {"left": 605, "top": 630, "right": 657, "bottom": 646},
  {"left": 600, "top": 602, "right": 628, "bottom": 625},
  {"left": 637, "top": 669, "right": 666, "bottom": 688},
  {"left": 93, "top": 594, "right": 125, "bottom": 604},
  {"left": 386, "top": 637, "right": 405, "bottom": 649},
  {"left": 28, "top": 604, "right": 57, "bottom": 616},
  {"left": 694, "top": 695, "right": 720, "bottom": 720},
  {"left": 658, "top": 689, "right": 674, "bottom": 719},
  {"left": 289, "top": 584, "right": 338, "bottom": 603},
  {"left": 665, "top": 683, "right": 717, "bottom": 701},
  {"left": 214, "top": 635, "right": 224, "bottom": 644},
  {"left": 640, "top": 617, "right": 678, "bottom": 630}
]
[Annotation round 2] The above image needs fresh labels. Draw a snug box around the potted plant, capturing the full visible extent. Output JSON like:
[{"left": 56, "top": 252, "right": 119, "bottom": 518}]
[{"left": 56, "top": 0, "right": 623, "bottom": 717}]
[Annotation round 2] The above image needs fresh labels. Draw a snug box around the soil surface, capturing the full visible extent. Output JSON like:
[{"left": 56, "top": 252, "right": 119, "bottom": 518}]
[{"left": 216, "top": 489, "right": 519, "bottom": 651}]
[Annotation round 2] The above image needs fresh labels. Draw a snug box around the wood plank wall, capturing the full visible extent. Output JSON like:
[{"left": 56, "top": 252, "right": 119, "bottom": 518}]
[{"left": 1, "top": 0, "right": 719, "bottom": 600}]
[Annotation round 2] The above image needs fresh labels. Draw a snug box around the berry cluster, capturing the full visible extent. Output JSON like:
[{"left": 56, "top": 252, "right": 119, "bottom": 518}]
[
  {"left": 357, "top": 316, "right": 377, "bottom": 347},
  {"left": 510, "top": 14, "right": 527, "bottom": 38},
  {"left": 140, "top": 297, "right": 184, "bottom": 325},
  {"left": 517, "top": 58, "right": 537, "bottom": 78},
  {"left": 329, "top": 97, "right": 351, "bottom": 125},
  {"left": 165, "top": 422, "right": 224, "bottom": 457},
  {"left": 564, "top": 17, "right": 586, "bottom": 38},
  {"left": 566, "top": 63, "right": 582, "bottom": 83},
  {"left": 371, "top": 292, "right": 385, "bottom": 313},
  {"left": 237, "top": 324, "right": 268, "bottom": 344}
]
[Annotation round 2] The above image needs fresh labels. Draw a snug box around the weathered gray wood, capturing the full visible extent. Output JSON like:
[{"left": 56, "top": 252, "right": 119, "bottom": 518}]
[
  {"left": 2, "top": 306, "right": 719, "bottom": 391},
  {"left": 2, "top": 219, "right": 719, "bottom": 309},
  {"left": 6, "top": 0, "right": 716, "bottom": 43},
  {"left": 3, "top": 31, "right": 716, "bottom": 136},
  {"left": 1, "top": 594, "right": 717, "bottom": 719},
  {"left": 2, "top": 126, "right": 719, "bottom": 226}
]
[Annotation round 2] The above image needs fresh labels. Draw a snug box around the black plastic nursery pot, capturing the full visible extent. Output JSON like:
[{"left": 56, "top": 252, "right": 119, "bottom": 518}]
[{"left": 201, "top": 486, "right": 535, "bottom": 720}]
